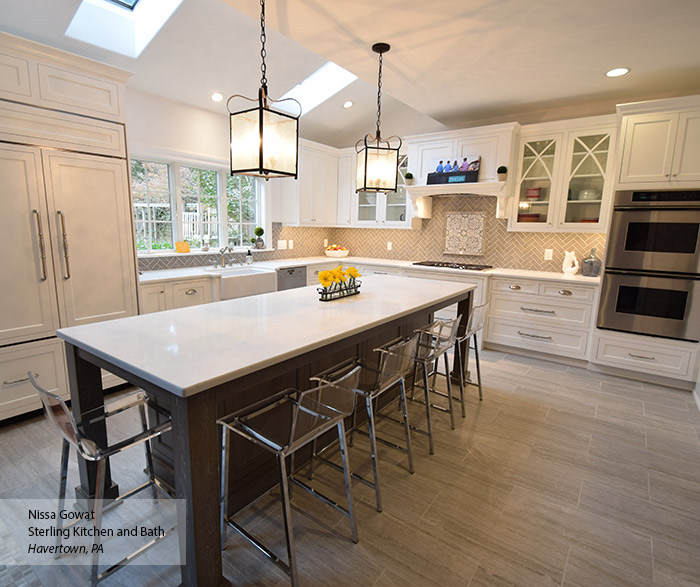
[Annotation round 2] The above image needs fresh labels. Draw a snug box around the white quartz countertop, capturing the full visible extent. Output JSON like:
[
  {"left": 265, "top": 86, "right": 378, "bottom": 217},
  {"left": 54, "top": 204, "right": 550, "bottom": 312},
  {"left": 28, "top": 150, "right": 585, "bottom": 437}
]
[
  {"left": 59, "top": 276, "right": 475, "bottom": 398},
  {"left": 487, "top": 268, "right": 601, "bottom": 284}
]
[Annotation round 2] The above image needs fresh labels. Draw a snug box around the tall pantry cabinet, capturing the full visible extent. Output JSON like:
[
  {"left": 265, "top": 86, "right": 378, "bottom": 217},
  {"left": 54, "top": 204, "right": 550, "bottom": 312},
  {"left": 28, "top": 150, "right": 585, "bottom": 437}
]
[{"left": 0, "top": 32, "right": 138, "bottom": 419}]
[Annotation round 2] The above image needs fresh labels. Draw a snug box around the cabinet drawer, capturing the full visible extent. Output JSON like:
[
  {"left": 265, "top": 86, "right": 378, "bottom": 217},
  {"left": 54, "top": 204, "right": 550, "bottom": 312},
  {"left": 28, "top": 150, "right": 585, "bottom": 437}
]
[
  {"left": 492, "top": 278, "right": 539, "bottom": 295},
  {"left": 490, "top": 294, "right": 591, "bottom": 330},
  {"left": 538, "top": 282, "right": 596, "bottom": 302},
  {"left": 593, "top": 336, "right": 693, "bottom": 379},
  {"left": 171, "top": 279, "right": 211, "bottom": 309},
  {"left": 307, "top": 264, "right": 338, "bottom": 286},
  {"left": 485, "top": 318, "right": 589, "bottom": 359},
  {"left": 0, "top": 338, "right": 67, "bottom": 420}
]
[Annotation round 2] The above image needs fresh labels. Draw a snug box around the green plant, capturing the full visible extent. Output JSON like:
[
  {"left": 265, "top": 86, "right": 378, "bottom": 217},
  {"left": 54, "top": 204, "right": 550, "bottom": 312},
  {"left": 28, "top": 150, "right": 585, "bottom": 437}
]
[
  {"left": 404, "top": 172, "right": 414, "bottom": 179},
  {"left": 254, "top": 226, "right": 264, "bottom": 237},
  {"left": 497, "top": 165, "right": 508, "bottom": 174},
  {"left": 250, "top": 237, "right": 256, "bottom": 244}
]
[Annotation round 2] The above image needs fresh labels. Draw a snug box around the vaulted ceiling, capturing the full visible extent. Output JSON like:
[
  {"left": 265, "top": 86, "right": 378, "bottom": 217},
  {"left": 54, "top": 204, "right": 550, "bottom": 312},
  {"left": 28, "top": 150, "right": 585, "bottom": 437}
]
[{"left": 1, "top": 0, "right": 700, "bottom": 147}]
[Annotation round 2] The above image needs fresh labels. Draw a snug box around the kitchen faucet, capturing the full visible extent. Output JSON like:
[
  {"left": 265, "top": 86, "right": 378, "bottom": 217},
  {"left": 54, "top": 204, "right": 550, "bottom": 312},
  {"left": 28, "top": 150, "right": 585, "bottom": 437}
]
[{"left": 218, "top": 246, "right": 230, "bottom": 268}]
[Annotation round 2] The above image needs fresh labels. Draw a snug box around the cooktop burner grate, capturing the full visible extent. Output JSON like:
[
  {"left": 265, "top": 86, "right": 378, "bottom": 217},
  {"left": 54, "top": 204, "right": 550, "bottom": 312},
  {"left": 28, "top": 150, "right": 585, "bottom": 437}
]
[{"left": 413, "top": 261, "right": 493, "bottom": 271}]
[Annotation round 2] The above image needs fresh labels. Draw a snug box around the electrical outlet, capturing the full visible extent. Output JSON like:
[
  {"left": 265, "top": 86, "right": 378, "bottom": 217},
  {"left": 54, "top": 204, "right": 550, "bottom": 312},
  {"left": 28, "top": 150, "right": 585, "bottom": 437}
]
[
  {"left": 277, "top": 240, "right": 287, "bottom": 250},
  {"left": 323, "top": 239, "right": 328, "bottom": 248},
  {"left": 544, "top": 249, "right": 553, "bottom": 260},
  {"left": 289, "top": 240, "right": 294, "bottom": 249},
  {"left": 387, "top": 241, "right": 392, "bottom": 251}
]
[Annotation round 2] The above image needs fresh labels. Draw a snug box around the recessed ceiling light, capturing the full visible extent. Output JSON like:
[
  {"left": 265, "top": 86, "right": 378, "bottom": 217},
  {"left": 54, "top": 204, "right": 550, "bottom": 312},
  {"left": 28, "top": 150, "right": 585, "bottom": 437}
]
[
  {"left": 343, "top": 100, "right": 353, "bottom": 109},
  {"left": 211, "top": 92, "right": 224, "bottom": 103},
  {"left": 606, "top": 67, "right": 630, "bottom": 78}
]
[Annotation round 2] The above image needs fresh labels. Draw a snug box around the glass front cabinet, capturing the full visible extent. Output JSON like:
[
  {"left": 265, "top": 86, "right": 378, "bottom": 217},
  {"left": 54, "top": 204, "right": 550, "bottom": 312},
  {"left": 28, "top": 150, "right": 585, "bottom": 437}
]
[
  {"left": 355, "top": 153, "right": 410, "bottom": 227},
  {"left": 510, "top": 117, "right": 616, "bottom": 232}
]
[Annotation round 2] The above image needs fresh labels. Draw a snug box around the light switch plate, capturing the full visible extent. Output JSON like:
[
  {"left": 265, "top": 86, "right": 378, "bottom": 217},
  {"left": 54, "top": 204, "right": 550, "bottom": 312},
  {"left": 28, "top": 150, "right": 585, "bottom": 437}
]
[
  {"left": 323, "top": 239, "right": 328, "bottom": 248},
  {"left": 289, "top": 240, "right": 294, "bottom": 249},
  {"left": 544, "top": 249, "right": 553, "bottom": 260},
  {"left": 387, "top": 241, "right": 392, "bottom": 251},
  {"left": 277, "top": 240, "right": 287, "bottom": 250}
]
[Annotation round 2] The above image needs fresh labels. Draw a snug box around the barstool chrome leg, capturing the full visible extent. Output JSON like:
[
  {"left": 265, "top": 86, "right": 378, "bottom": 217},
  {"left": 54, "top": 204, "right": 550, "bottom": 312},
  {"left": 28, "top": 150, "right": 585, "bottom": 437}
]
[
  {"left": 90, "top": 459, "right": 107, "bottom": 586},
  {"left": 365, "top": 396, "right": 382, "bottom": 512},
  {"left": 307, "top": 438, "right": 317, "bottom": 480},
  {"left": 421, "top": 362, "right": 435, "bottom": 455},
  {"left": 444, "top": 353, "right": 455, "bottom": 430},
  {"left": 455, "top": 342, "right": 466, "bottom": 418},
  {"left": 220, "top": 426, "right": 231, "bottom": 550},
  {"left": 277, "top": 453, "right": 298, "bottom": 586},
  {"left": 56, "top": 439, "right": 69, "bottom": 557},
  {"left": 474, "top": 333, "right": 483, "bottom": 401},
  {"left": 138, "top": 403, "right": 158, "bottom": 500},
  {"left": 337, "top": 420, "right": 359, "bottom": 544},
  {"left": 398, "top": 379, "right": 414, "bottom": 474}
]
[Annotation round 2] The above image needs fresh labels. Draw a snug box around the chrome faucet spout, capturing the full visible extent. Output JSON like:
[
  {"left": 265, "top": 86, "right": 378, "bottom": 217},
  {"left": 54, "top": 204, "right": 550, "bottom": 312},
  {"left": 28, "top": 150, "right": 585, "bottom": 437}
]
[{"left": 219, "top": 246, "right": 230, "bottom": 267}]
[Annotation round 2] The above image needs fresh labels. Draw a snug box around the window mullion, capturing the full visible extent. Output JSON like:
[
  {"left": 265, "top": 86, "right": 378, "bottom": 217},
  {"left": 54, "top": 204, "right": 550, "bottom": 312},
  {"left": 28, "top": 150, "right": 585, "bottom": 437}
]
[{"left": 172, "top": 164, "right": 183, "bottom": 244}]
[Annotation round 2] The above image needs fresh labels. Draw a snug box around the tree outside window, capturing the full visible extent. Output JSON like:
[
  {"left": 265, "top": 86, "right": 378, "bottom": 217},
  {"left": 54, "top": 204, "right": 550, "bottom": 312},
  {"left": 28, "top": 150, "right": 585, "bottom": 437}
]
[
  {"left": 131, "top": 160, "right": 173, "bottom": 251},
  {"left": 180, "top": 166, "right": 218, "bottom": 248},
  {"left": 226, "top": 174, "right": 258, "bottom": 247}
]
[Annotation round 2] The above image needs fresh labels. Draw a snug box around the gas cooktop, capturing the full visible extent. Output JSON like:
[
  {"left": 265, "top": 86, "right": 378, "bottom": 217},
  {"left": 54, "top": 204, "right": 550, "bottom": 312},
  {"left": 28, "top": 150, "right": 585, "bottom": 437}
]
[{"left": 413, "top": 261, "right": 493, "bottom": 271}]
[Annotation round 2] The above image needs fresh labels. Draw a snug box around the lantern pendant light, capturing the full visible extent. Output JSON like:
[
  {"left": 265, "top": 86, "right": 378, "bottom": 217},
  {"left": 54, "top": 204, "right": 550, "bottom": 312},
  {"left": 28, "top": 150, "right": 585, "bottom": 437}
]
[
  {"left": 356, "top": 42, "right": 402, "bottom": 192},
  {"left": 227, "top": 0, "right": 301, "bottom": 179}
]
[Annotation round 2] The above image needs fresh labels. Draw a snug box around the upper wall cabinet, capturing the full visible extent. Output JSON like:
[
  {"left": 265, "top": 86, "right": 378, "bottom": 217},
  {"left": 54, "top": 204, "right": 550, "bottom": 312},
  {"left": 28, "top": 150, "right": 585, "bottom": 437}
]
[
  {"left": 509, "top": 115, "right": 616, "bottom": 233},
  {"left": 0, "top": 32, "right": 130, "bottom": 122},
  {"left": 618, "top": 108, "right": 700, "bottom": 184}
]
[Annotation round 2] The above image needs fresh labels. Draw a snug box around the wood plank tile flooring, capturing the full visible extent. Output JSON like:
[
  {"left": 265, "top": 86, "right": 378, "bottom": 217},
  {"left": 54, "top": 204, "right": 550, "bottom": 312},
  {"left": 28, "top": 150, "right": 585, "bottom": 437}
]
[{"left": 1, "top": 349, "right": 699, "bottom": 586}]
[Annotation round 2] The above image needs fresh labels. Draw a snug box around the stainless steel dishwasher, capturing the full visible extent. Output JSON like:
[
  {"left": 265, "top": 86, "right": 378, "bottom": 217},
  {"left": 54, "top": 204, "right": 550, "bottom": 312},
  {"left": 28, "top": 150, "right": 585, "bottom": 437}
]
[{"left": 277, "top": 266, "right": 307, "bottom": 290}]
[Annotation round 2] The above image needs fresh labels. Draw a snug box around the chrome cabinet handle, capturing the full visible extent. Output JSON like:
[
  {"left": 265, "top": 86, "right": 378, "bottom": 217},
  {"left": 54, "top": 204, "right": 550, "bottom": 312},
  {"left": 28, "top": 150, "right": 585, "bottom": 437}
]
[
  {"left": 184, "top": 289, "right": 197, "bottom": 295},
  {"left": 559, "top": 289, "right": 572, "bottom": 296},
  {"left": 628, "top": 353, "right": 656, "bottom": 361},
  {"left": 4, "top": 372, "right": 38, "bottom": 385},
  {"left": 57, "top": 210, "right": 71, "bottom": 279},
  {"left": 374, "top": 271, "right": 388, "bottom": 275},
  {"left": 520, "top": 306, "right": 556, "bottom": 314},
  {"left": 517, "top": 330, "right": 552, "bottom": 340},
  {"left": 508, "top": 284, "right": 521, "bottom": 290},
  {"left": 32, "top": 209, "right": 48, "bottom": 281}
]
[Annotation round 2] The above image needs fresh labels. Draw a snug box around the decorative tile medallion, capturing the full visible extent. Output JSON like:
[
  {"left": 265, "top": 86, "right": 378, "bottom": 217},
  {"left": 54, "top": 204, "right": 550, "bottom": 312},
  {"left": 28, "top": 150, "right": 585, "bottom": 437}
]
[{"left": 444, "top": 212, "right": 485, "bottom": 256}]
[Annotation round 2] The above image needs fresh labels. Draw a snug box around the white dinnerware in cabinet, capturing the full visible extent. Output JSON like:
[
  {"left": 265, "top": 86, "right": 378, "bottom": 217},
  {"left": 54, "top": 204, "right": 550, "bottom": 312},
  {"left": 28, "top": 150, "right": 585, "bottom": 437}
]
[{"left": 618, "top": 108, "right": 700, "bottom": 184}]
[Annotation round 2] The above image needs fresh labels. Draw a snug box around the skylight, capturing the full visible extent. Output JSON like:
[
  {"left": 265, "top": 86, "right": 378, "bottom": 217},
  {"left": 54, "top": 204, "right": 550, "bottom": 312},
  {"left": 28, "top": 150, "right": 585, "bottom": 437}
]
[
  {"left": 65, "top": 0, "right": 183, "bottom": 58},
  {"left": 274, "top": 62, "right": 358, "bottom": 117}
]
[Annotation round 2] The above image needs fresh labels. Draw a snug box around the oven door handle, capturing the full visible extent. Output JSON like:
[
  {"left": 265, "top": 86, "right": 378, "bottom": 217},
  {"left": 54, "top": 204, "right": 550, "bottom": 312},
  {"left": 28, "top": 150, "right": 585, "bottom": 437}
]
[{"left": 604, "top": 268, "right": 700, "bottom": 280}]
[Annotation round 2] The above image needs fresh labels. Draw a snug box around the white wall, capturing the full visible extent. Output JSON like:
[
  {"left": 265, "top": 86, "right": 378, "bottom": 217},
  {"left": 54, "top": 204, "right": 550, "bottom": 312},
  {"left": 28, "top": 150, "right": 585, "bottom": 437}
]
[{"left": 126, "top": 88, "right": 229, "bottom": 164}]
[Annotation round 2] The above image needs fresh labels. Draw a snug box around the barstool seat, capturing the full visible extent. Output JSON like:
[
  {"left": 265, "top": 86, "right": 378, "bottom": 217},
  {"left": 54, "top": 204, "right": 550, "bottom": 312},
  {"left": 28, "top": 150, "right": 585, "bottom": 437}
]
[
  {"left": 218, "top": 365, "right": 361, "bottom": 587},
  {"left": 27, "top": 373, "right": 175, "bottom": 586}
]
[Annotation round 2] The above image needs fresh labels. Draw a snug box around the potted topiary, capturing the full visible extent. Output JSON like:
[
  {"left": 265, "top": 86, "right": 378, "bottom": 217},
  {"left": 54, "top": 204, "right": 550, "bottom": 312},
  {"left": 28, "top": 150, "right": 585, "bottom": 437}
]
[
  {"left": 497, "top": 166, "right": 508, "bottom": 182},
  {"left": 253, "top": 226, "right": 265, "bottom": 249},
  {"left": 404, "top": 172, "right": 415, "bottom": 185}
]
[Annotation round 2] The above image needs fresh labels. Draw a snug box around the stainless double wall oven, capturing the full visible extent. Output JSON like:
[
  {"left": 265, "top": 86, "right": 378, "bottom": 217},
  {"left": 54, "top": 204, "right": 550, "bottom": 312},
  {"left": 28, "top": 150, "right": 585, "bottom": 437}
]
[{"left": 598, "top": 189, "right": 700, "bottom": 342}]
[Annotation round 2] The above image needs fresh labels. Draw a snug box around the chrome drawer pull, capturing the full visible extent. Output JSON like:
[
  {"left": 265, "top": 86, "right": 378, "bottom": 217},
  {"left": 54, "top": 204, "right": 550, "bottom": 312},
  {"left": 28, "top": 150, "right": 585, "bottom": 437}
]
[
  {"left": 57, "top": 210, "right": 71, "bottom": 279},
  {"left": 184, "top": 289, "right": 197, "bottom": 295},
  {"left": 517, "top": 330, "right": 552, "bottom": 340},
  {"left": 559, "top": 289, "right": 572, "bottom": 296},
  {"left": 628, "top": 353, "right": 656, "bottom": 361},
  {"left": 520, "top": 306, "right": 556, "bottom": 314},
  {"left": 4, "top": 372, "right": 38, "bottom": 385},
  {"left": 32, "top": 209, "right": 48, "bottom": 281},
  {"left": 508, "top": 284, "right": 521, "bottom": 290}
]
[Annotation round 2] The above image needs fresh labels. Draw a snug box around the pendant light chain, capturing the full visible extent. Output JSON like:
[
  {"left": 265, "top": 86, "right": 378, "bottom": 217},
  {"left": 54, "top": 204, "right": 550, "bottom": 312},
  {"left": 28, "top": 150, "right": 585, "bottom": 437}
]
[
  {"left": 259, "top": 0, "right": 267, "bottom": 90},
  {"left": 375, "top": 51, "right": 383, "bottom": 138}
]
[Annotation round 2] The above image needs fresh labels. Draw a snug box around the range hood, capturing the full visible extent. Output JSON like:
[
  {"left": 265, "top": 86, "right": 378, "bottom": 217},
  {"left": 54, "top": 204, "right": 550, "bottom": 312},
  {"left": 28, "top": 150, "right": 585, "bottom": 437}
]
[{"left": 406, "top": 181, "right": 510, "bottom": 218}]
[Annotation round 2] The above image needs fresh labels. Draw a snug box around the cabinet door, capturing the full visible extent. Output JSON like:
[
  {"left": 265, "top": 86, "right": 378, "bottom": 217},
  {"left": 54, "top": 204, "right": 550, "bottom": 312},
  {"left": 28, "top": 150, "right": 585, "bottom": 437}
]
[
  {"left": 43, "top": 150, "right": 138, "bottom": 327},
  {"left": 382, "top": 154, "right": 410, "bottom": 226},
  {"left": 321, "top": 153, "right": 338, "bottom": 225},
  {"left": 0, "top": 144, "right": 59, "bottom": 345},
  {"left": 512, "top": 134, "right": 561, "bottom": 229},
  {"left": 336, "top": 155, "right": 354, "bottom": 226},
  {"left": 140, "top": 283, "right": 168, "bottom": 314},
  {"left": 671, "top": 110, "right": 700, "bottom": 182},
  {"left": 298, "top": 148, "right": 317, "bottom": 224},
  {"left": 171, "top": 279, "right": 211, "bottom": 309},
  {"left": 619, "top": 113, "right": 677, "bottom": 183},
  {"left": 558, "top": 130, "right": 613, "bottom": 230},
  {"left": 415, "top": 140, "right": 454, "bottom": 181},
  {"left": 355, "top": 190, "right": 379, "bottom": 225}
]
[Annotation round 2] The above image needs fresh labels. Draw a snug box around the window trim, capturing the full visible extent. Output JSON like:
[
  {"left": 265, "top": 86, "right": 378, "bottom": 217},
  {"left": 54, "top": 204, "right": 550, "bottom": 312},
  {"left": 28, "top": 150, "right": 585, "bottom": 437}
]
[{"left": 130, "top": 153, "right": 270, "bottom": 256}]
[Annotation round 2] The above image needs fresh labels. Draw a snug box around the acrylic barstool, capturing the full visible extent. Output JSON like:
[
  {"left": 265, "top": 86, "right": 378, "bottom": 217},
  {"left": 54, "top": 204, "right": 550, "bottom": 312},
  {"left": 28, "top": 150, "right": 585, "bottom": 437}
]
[
  {"left": 218, "top": 365, "right": 361, "bottom": 587},
  {"left": 454, "top": 302, "right": 489, "bottom": 407},
  {"left": 411, "top": 315, "right": 463, "bottom": 452},
  {"left": 27, "top": 373, "right": 175, "bottom": 586},
  {"left": 309, "top": 334, "right": 418, "bottom": 513}
]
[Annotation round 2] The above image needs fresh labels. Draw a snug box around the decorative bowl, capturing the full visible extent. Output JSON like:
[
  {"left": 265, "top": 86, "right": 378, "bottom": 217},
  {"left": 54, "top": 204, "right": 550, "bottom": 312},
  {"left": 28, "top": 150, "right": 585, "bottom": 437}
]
[{"left": 325, "top": 249, "right": 349, "bottom": 258}]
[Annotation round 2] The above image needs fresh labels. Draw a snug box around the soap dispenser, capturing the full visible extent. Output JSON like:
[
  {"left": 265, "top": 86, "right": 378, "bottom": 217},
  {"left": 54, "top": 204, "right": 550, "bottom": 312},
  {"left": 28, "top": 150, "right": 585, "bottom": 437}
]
[{"left": 246, "top": 250, "right": 253, "bottom": 265}]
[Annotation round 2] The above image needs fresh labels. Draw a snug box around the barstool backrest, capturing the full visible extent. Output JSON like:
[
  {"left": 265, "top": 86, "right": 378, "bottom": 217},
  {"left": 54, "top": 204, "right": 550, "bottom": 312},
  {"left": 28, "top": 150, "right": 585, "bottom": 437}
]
[
  {"left": 465, "top": 302, "right": 489, "bottom": 338},
  {"left": 27, "top": 372, "right": 98, "bottom": 459},
  {"left": 376, "top": 334, "right": 418, "bottom": 391},
  {"left": 291, "top": 366, "right": 361, "bottom": 448},
  {"left": 417, "top": 315, "right": 462, "bottom": 360}
]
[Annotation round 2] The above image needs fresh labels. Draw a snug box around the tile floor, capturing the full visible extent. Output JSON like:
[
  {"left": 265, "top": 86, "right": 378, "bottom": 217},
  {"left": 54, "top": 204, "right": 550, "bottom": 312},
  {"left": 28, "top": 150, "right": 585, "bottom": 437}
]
[{"left": 1, "top": 349, "right": 699, "bottom": 586}]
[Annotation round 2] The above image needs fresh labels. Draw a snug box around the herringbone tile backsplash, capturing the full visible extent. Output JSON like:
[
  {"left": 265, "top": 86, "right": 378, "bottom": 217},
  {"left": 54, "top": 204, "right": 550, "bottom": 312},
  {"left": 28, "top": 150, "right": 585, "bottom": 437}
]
[{"left": 138, "top": 195, "right": 606, "bottom": 272}]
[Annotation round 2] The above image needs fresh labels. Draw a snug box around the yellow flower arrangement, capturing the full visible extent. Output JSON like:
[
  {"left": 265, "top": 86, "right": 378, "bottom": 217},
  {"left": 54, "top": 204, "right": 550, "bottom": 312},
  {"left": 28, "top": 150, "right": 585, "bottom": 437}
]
[
  {"left": 318, "top": 265, "right": 361, "bottom": 300},
  {"left": 318, "top": 270, "right": 334, "bottom": 289},
  {"left": 346, "top": 266, "right": 361, "bottom": 279}
]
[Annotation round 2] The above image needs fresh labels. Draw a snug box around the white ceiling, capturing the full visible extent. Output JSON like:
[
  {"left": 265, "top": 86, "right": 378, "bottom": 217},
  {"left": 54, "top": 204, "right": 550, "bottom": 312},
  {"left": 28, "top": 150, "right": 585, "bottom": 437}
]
[{"left": 1, "top": 0, "right": 700, "bottom": 147}]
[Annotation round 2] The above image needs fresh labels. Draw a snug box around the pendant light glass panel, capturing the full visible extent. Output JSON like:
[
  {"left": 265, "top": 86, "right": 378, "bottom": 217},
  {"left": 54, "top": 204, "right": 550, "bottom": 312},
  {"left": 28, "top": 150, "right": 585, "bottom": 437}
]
[{"left": 356, "top": 142, "right": 399, "bottom": 192}]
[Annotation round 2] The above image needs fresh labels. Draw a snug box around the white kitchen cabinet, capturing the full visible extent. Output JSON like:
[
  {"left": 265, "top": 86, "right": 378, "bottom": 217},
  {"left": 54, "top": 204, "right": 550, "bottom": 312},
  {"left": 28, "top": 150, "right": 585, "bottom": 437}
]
[
  {"left": 618, "top": 109, "right": 700, "bottom": 184},
  {"left": 306, "top": 263, "right": 340, "bottom": 286},
  {"left": 509, "top": 116, "right": 616, "bottom": 232},
  {"left": 354, "top": 154, "right": 411, "bottom": 228},
  {"left": 336, "top": 153, "right": 355, "bottom": 226},
  {"left": 140, "top": 278, "right": 212, "bottom": 314}
]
